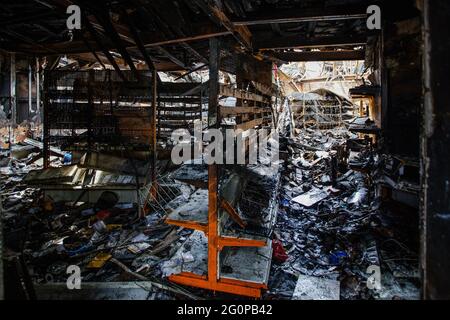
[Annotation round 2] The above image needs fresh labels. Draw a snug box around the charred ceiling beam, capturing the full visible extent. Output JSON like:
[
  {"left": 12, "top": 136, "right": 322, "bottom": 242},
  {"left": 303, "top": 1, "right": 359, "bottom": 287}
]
[
  {"left": 121, "top": 8, "right": 157, "bottom": 73},
  {"left": 139, "top": 0, "right": 209, "bottom": 68},
  {"left": 1, "top": 0, "right": 233, "bottom": 59},
  {"left": 180, "top": 42, "right": 209, "bottom": 65},
  {"left": 174, "top": 63, "right": 208, "bottom": 81},
  {"left": 0, "top": 28, "right": 60, "bottom": 54},
  {"left": 307, "top": 21, "right": 317, "bottom": 39},
  {"left": 142, "top": 30, "right": 231, "bottom": 48},
  {"left": 60, "top": 52, "right": 185, "bottom": 71},
  {"left": 80, "top": 33, "right": 106, "bottom": 69},
  {"left": 273, "top": 50, "right": 366, "bottom": 62},
  {"left": 144, "top": 0, "right": 191, "bottom": 37},
  {"left": 232, "top": 6, "right": 367, "bottom": 26},
  {"left": 88, "top": 10, "right": 139, "bottom": 77},
  {"left": 34, "top": 22, "right": 59, "bottom": 35},
  {"left": 0, "top": 29, "right": 231, "bottom": 56},
  {"left": 255, "top": 35, "right": 367, "bottom": 51},
  {"left": 0, "top": 11, "right": 56, "bottom": 27},
  {"left": 156, "top": 46, "right": 189, "bottom": 70},
  {"left": 84, "top": 17, "right": 127, "bottom": 81},
  {"left": 190, "top": 0, "right": 252, "bottom": 51},
  {"left": 0, "top": 14, "right": 230, "bottom": 56},
  {"left": 125, "top": 1, "right": 187, "bottom": 70}
]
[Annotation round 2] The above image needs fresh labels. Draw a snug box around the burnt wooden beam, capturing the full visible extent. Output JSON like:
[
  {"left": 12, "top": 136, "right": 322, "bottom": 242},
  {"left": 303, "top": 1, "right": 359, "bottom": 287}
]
[
  {"left": 235, "top": 52, "right": 273, "bottom": 87},
  {"left": 157, "top": 46, "right": 189, "bottom": 70},
  {"left": 142, "top": 30, "right": 231, "bottom": 48},
  {"left": 180, "top": 42, "right": 209, "bottom": 65},
  {"left": 220, "top": 106, "right": 268, "bottom": 116},
  {"left": 121, "top": 8, "right": 157, "bottom": 72},
  {"left": 130, "top": 0, "right": 232, "bottom": 47},
  {"left": 2, "top": 0, "right": 232, "bottom": 60},
  {"left": 219, "top": 85, "right": 270, "bottom": 104},
  {"left": 307, "top": 21, "right": 317, "bottom": 39},
  {"left": 80, "top": 33, "right": 106, "bottom": 69},
  {"left": 232, "top": 118, "right": 264, "bottom": 131},
  {"left": 208, "top": 37, "right": 220, "bottom": 128},
  {"left": 232, "top": 6, "right": 367, "bottom": 26},
  {"left": 44, "top": 0, "right": 136, "bottom": 49},
  {"left": 191, "top": 0, "right": 252, "bottom": 51},
  {"left": 33, "top": 23, "right": 61, "bottom": 39},
  {"left": 255, "top": 35, "right": 367, "bottom": 50},
  {"left": 84, "top": 17, "right": 127, "bottom": 81},
  {"left": 0, "top": 11, "right": 56, "bottom": 27},
  {"left": 10, "top": 53, "right": 16, "bottom": 125},
  {"left": 174, "top": 63, "right": 208, "bottom": 81},
  {"left": 0, "top": 29, "right": 231, "bottom": 56},
  {"left": 90, "top": 11, "right": 139, "bottom": 77},
  {"left": 140, "top": 0, "right": 208, "bottom": 67},
  {"left": 273, "top": 50, "right": 366, "bottom": 62},
  {"left": 0, "top": 28, "right": 60, "bottom": 54}
]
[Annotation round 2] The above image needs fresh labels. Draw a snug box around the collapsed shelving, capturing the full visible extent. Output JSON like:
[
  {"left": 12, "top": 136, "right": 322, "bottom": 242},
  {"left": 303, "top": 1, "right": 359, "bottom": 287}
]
[
  {"left": 23, "top": 152, "right": 152, "bottom": 204},
  {"left": 290, "top": 89, "right": 356, "bottom": 130}
]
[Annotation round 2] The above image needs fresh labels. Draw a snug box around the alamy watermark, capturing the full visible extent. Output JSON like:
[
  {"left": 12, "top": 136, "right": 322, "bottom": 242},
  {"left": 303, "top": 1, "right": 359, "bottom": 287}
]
[
  {"left": 66, "top": 265, "right": 81, "bottom": 290},
  {"left": 367, "top": 5, "right": 381, "bottom": 30},
  {"left": 366, "top": 265, "right": 382, "bottom": 290},
  {"left": 66, "top": 5, "right": 81, "bottom": 30}
]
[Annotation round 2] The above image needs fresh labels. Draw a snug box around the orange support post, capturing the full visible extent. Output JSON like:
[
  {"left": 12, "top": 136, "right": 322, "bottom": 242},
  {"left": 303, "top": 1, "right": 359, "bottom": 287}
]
[{"left": 207, "top": 164, "right": 219, "bottom": 283}]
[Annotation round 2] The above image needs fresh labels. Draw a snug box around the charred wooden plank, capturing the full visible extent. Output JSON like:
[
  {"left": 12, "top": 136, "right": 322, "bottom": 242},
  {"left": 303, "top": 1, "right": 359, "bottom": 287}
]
[{"left": 274, "top": 50, "right": 366, "bottom": 62}]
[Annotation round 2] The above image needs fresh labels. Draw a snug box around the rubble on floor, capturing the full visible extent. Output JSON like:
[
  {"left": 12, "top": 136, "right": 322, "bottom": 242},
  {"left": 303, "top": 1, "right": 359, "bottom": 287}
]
[
  {"left": 1, "top": 145, "right": 280, "bottom": 299},
  {"left": 265, "top": 127, "right": 420, "bottom": 300},
  {"left": 292, "top": 274, "right": 340, "bottom": 300},
  {"left": 1, "top": 122, "right": 420, "bottom": 300},
  {"left": 1, "top": 146, "right": 200, "bottom": 299}
]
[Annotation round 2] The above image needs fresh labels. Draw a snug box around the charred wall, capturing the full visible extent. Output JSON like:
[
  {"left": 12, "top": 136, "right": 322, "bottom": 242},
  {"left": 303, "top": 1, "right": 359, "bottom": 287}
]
[
  {"left": 421, "top": 0, "right": 450, "bottom": 300},
  {"left": 0, "top": 51, "right": 39, "bottom": 125},
  {"left": 382, "top": 2, "right": 422, "bottom": 158}
]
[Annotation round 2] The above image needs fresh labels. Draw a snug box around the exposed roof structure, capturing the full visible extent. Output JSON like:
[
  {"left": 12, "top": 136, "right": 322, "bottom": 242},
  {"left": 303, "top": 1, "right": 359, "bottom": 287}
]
[{"left": 0, "top": 0, "right": 372, "bottom": 72}]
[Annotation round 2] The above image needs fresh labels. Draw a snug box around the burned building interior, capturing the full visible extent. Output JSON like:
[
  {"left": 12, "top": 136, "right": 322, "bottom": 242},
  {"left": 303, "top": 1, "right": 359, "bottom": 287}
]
[{"left": 0, "top": 0, "right": 449, "bottom": 301}]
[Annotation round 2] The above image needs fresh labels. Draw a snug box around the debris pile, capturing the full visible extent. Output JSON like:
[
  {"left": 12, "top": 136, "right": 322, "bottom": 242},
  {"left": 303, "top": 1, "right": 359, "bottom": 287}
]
[
  {"left": 266, "top": 127, "right": 420, "bottom": 300},
  {"left": 0, "top": 116, "right": 419, "bottom": 300},
  {"left": 1, "top": 146, "right": 280, "bottom": 299},
  {"left": 290, "top": 89, "right": 356, "bottom": 130},
  {"left": 1, "top": 147, "right": 205, "bottom": 299}
]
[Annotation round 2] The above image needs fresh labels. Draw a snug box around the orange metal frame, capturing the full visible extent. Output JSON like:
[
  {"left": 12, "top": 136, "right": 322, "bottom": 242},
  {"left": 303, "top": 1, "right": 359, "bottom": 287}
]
[{"left": 167, "top": 165, "right": 268, "bottom": 298}]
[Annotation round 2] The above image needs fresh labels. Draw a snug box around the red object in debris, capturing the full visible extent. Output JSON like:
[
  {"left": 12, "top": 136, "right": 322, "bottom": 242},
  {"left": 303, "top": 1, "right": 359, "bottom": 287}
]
[
  {"left": 96, "top": 210, "right": 111, "bottom": 221},
  {"left": 272, "top": 239, "right": 288, "bottom": 263}
]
